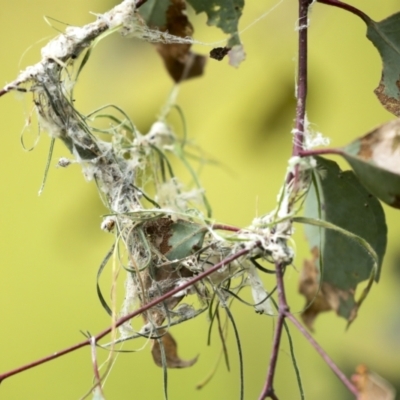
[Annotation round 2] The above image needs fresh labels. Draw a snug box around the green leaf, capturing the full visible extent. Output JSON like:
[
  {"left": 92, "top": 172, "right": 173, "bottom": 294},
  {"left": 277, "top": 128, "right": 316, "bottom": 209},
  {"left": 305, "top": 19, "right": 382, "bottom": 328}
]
[
  {"left": 166, "top": 220, "right": 207, "bottom": 260},
  {"left": 139, "top": 0, "right": 171, "bottom": 27},
  {"left": 187, "top": 0, "right": 244, "bottom": 47},
  {"left": 299, "top": 156, "right": 386, "bottom": 326},
  {"left": 341, "top": 119, "right": 400, "bottom": 208},
  {"left": 366, "top": 13, "right": 400, "bottom": 116},
  {"left": 143, "top": 218, "right": 207, "bottom": 261}
]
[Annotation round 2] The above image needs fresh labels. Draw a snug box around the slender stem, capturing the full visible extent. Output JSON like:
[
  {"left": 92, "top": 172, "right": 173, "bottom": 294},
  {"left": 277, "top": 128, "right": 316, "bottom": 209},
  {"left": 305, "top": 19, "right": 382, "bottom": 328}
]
[
  {"left": 292, "top": 0, "right": 312, "bottom": 158},
  {"left": 288, "top": 2, "right": 359, "bottom": 397},
  {"left": 316, "top": 0, "right": 370, "bottom": 23},
  {"left": 90, "top": 337, "right": 105, "bottom": 398},
  {"left": 298, "top": 148, "right": 343, "bottom": 157},
  {"left": 258, "top": 264, "right": 289, "bottom": 400},
  {"left": 285, "top": 313, "right": 359, "bottom": 397},
  {"left": 211, "top": 223, "right": 240, "bottom": 232},
  {"left": 258, "top": 1, "right": 312, "bottom": 398},
  {"left": 0, "top": 246, "right": 253, "bottom": 383}
]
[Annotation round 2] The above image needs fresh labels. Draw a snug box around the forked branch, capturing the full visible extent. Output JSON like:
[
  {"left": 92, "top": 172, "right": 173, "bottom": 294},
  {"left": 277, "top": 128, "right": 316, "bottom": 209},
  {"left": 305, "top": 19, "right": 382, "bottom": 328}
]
[{"left": 258, "top": 0, "right": 359, "bottom": 398}]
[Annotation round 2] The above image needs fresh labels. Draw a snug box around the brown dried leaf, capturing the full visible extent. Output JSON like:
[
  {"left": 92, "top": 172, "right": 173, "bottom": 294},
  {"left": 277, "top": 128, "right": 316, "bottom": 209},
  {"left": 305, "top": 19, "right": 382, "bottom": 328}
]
[
  {"left": 299, "top": 248, "right": 358, "bottom": 330},
  {"left": 144, "top": 217, "right": 174, "bottom": 256},
  {"left": 342, "top": 119, "right": 400, "bottom": 208},
  {"left": 137, "top": 218, "right": 199, "bottom": 368},
  {"left": 374, "top": 81, "right": 400, "bottom": 117},
  {"left": 152, "top": 330, "right": 198, "bottom": 368},
  {"left": 351, "top": 365, "right": 396, "bottom": 400},
  {"left": 366, "top": 13, "right": 400, "bottom": 117},
  {"left": 348, "top": 119, "right": 400, "bottom": 175},
  {"left": 155, "top": 0, "right": 206, "bottom": 82}
]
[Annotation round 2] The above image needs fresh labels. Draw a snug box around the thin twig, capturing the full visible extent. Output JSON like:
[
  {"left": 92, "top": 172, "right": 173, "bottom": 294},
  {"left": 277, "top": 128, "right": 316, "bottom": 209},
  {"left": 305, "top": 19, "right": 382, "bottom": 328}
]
[
  {"left": 258, "top": 1, "right": 315, "bottom": 398},
  {"left": 298, "top": 148, "right": 343, "bottom": 157},
  {"left": 292, "top": 0, "right": 312, "bottom": 158},
  {"left": 0, "top": 245, "right": 254, "bottom": 383},
  {"left": 316, "top": 0, "right": 370, "bottom": 23},
  {"left": 258, "top": 264, "right": 289, "bottom": 400},
  {"left": 285, "top": 313, "right": 359, "bottom": 397},
  {"left": 211, "top": 223, "right": 241, "bottom": 232},
  {"left": 287, "top": 1, "right": 360, "bottom": 398}
]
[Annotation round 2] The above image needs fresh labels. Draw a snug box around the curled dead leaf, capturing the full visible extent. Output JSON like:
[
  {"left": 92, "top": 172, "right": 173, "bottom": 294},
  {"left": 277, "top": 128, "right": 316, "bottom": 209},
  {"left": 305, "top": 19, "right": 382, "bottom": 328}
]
[
  {"left": 351, "top": 364, "right": 395, "bottom": 400},
  {"left": 152, "top": 330, "right": 199, "bottom": 368},
  {"left": 342, "top": 119, "right": 400, "bottom": 208},
  {"left": 351, "top": 119, "right": 400, "bottom": 175},
  {"left": 146, "top": 0, "right": 206, "bottom": 82}
]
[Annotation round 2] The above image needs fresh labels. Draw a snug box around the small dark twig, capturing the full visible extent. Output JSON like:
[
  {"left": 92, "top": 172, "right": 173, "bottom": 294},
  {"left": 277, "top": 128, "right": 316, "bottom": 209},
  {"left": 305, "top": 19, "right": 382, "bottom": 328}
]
[{"left": 135, "top": 0, "right": 149, "bottom": 8}]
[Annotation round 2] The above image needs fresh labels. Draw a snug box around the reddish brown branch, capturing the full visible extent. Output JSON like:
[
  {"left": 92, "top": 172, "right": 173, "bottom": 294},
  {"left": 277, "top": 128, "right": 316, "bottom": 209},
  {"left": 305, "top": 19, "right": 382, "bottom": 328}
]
[
  {"left": 292, "top": 0, "right": 313, "bottom": 157},
  {"left": 285, "top": 313, "right": 359, "bottom": 396},
  {"left": 258, "top": 1, "right": 313, "bottom": 397},
  {"left": 258, "top": 0, "right": 360, "bottom": 397},
  {"left": 211, "top": 223, "right": 241, "bottom": 232},
  {"left": 0, "top": 245, "right": 254, "bottom": 383},
  {"left": 316, "top": 0, "right": 370, "bottom": 23},
  {"left": 258, "top": 263, "right": 288, "bottom": 400},
  {"left": 298, "top": 148, "right": 344, "bottom": 157}
]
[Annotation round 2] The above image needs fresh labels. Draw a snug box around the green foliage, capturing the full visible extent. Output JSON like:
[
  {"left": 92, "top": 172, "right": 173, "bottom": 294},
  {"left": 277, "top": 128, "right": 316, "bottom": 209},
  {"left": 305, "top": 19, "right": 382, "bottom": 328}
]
[
  {"left": 187, "top": 0, "right": 244, "bottom": 46},
  {"left": 2, "top": 0, "right": 400, "bottom": 399},
  {"left": 366, "top": 12, "right": 400, "bottom": 116},
  {"left": 165, "top": 220, "right": 207, "bottom": 261},
  {"left": 301, "top": 157, "right": 386, "bottom": 323},
  {"left": 140, "top": 0, "right": 171, "bottom": 27}
]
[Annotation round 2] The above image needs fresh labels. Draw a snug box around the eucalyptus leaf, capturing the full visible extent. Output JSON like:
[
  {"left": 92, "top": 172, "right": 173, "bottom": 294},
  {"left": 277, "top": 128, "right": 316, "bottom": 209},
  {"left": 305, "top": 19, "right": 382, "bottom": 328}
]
[
  {"left": 139, "top": 0, "right": 207, "bottom": 82},
  {"left": 139, "top": 0, "right": 171, "bottom": 27},
  {"left": 166, "top": 220, "right": 207, "bottom": 261},
  {"left": 187, "top": 0, "right": 244, "bottom": 48},
  {"left": 365, "top": 12, "right": 400, "bottom": 116},
  {"left": 341, "top": 119, "right": 400, "bottom": 208},
  {"left": 299, "top": 156, "right": 387, "bottom": 327}
]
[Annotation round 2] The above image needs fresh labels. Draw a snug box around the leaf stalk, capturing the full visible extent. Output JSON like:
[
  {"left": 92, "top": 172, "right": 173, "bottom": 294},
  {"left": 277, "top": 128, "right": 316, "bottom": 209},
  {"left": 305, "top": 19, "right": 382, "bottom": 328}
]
[{"left": 317, "top": 0, "right": 370, "bottom": 23}]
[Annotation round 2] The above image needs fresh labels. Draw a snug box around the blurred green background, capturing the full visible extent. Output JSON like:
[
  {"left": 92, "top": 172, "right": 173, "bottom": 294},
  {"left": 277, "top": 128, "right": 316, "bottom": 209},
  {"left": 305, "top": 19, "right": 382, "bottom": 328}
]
[{"left": 1, "top": 1, "right": 399, "bottom": 399}]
